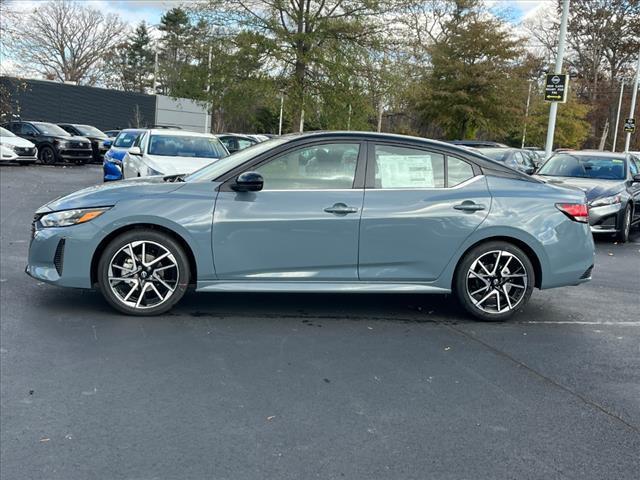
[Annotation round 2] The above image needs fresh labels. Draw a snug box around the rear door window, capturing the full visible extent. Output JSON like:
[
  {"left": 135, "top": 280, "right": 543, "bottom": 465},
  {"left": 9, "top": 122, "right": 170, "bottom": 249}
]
[
  {"left": 372, "top": 145, "right": 445, "bottom": 188},
  {"left": 447, "top": 157, "right": 475, "bottom": 186}
]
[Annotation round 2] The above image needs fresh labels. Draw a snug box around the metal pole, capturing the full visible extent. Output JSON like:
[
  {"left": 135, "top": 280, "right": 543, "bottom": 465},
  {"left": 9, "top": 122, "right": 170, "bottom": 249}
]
[
  {"left": 544, "top": 0, "right": 570, "bottom": 160},
  {"left": 623, "top": 55, "right": 640, "bottom": 153},
  {"left": 153, "top": 52, "right": 159, "bottom": 94},
  {"left": 347, "top": 104, "right": 352, "bottom": 130},
  {"left": 612, "top": 81, "right": 624, "bottom": 152},
  {"left": 522, "top": 80, "right": 533, "bottom": 148},
  {"left": 278, "top": 93, "right": 284, "bottom": 136}
]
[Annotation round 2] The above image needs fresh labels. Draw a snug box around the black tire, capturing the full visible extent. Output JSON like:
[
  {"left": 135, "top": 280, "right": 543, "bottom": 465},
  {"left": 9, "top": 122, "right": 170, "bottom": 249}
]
[
  {"left": 97, "top": 229, "right": 191, "bottom": 316},
  {"left": 454, "top": 241, "right": 535, "bottom": 321},
  {"left": 38, "top": 145, "right": 57, "bottom": 165},
  {"left": 615, "top": 205, "right": 631, "bottom": 243}
]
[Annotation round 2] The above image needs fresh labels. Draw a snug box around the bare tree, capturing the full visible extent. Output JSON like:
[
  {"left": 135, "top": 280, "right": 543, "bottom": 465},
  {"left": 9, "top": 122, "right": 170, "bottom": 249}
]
[{"left": 3, "top": 0, "right": 126, "bottom": 85}]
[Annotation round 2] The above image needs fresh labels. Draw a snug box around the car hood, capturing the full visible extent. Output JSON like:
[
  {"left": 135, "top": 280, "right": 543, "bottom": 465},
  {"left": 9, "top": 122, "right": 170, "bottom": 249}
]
[
  {"left": 144, "top": 154, "right": 220, "bottom": 175},
  {"left": 66, "top": 135, "right": 92, "bottom": 144},
  {"left": 0, "top": 136, "right": 35, "bottom": 148},
  {"left": 36, "top": 176, "right": 185, "bottom": 213},
  {"left": 533, "top": 175, "right": 624, "bottom": 201}
]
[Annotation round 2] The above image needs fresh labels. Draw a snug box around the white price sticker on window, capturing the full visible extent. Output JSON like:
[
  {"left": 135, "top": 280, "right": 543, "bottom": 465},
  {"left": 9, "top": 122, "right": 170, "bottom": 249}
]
[{"left": 376, "top": 154, "right": 435, "bottom": 188}]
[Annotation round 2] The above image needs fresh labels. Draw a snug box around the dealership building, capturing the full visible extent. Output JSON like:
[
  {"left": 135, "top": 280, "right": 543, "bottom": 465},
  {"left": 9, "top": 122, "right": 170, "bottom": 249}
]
[{"left": 0, "top": 76, "right": 210, "bottom": 133}]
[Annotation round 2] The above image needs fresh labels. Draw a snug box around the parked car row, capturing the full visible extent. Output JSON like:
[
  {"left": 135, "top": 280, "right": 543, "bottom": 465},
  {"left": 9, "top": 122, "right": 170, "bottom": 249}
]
[{"left": 0, "top": 120, "right": 274, "bottom": 170}]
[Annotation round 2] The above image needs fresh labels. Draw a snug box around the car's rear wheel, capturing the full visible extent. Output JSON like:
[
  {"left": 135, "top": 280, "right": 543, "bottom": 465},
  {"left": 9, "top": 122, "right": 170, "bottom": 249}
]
[
  {"left": 615, "top": 205, "right": 631, "bottom": 243},
  {"left": 97, "top": 229, "right": 190, "bottom": 315},
  {"left": 39, "top": 146, "right": 56, "bottom": 165},
  {"left": 455, "top": 241, "right": 535, "bottom": 321}
]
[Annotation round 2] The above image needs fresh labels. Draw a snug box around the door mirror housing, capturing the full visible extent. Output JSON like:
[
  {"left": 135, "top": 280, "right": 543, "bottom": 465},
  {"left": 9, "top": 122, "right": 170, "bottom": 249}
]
[
  {"left": 232, "top": 171, "right": 263, "bottom": 192},
  {"left": 103, "top": 139, "right": 112, "bottom": 148},
  {"left": 632, "top": 173, "right": 640, "bottom": 182},
  {"left": 129, "top": 146, "right": 142, "bottom": 156}
]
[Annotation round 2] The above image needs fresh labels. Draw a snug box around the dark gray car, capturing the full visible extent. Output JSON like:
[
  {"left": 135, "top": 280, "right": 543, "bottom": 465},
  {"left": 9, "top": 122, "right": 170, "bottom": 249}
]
[{"left": 534, "top": 151, "right": 640, "bottom": 242}]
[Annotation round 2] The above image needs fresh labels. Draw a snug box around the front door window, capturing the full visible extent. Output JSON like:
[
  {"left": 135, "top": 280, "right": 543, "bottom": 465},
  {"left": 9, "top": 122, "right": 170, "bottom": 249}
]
[{"left": 254, "top": 143, "right": 359, "bottom": 190}]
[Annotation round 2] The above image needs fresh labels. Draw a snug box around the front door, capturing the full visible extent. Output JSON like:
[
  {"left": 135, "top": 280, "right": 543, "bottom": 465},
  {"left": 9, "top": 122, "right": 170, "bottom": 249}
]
[
  {"left": 358, "top": 143, "right": 491, "bottom": 282},
  {"left": 212, "top": 142, "right": 365, "bottom": 280}
]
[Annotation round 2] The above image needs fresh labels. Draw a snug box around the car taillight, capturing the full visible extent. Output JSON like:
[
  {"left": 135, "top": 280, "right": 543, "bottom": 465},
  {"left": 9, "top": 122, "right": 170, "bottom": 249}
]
[{"left": 556, "top": 203, "right": 589, "bottom": 223}]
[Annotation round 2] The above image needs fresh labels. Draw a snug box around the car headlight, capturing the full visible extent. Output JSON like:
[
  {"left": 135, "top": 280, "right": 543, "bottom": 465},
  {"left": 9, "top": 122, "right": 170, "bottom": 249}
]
[
  {"left": 1, "top": 143, "right": 16, "bottom": 152},
  {"left": 55, "top": 140, "right": 69, "bottom": 148},
  {"left": 39, "top": 207, "right": 111, "bottom": 227},
  {"left": 589, "top": 194, "right": 622, "bottom": 208},
  {"left": 147, "top": 166, "right": 163, "bottom": 176}
]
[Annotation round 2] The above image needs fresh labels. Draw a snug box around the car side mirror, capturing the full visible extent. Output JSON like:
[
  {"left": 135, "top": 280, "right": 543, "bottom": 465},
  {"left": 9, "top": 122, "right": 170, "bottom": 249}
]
[
  {"left": 129, "top": 146, "right": 142, "bottom": 156},
  {"left": 231, "top": 171, "right": 263, "bottom": 192},
  {"left": 633, "top": 174, "right": 640, "bottom": 183},
  {"left": 103, "top": 139, "right": 112, "bottom": 148}
]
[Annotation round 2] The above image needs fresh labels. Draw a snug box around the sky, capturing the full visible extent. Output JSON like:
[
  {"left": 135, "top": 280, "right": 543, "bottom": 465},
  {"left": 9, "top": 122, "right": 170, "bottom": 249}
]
[{"left": 5, "top": 0, "right": 551, "bottom": 28}]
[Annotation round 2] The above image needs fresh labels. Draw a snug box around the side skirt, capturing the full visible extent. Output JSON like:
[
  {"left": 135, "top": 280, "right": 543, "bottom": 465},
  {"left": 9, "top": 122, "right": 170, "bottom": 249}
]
[{"left": 196, "top": 281, "right": 451, "bottom": 294}]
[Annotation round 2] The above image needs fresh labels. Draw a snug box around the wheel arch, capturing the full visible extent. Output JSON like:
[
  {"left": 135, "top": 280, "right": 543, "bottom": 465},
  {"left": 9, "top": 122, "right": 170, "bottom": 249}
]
[
  {"left": 90, "top": 223, "right": 198, "bottom": 286},
  {"left": 452, "top": 235, "right": 543, "bottom": 289}
]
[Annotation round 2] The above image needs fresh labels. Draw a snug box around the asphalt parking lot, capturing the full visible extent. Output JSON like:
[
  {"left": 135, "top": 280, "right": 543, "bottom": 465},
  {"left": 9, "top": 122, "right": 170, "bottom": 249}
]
[{"left": 1, "top": 164, "right": 639, "bottom": 479}]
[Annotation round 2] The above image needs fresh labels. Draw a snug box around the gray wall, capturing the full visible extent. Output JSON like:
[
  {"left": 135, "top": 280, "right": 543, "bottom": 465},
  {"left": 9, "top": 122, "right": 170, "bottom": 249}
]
[{"left": 0, "top": 77, "right": 156, "bottom": 131}]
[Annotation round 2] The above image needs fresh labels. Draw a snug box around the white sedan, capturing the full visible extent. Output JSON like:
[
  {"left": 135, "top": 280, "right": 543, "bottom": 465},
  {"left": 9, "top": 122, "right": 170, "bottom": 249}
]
[
  {"left": 122, "top": 129, "right": 229, "bottom": 179},
  {"left": 0, "top": 126, "right": 38, "bottom": 164}
]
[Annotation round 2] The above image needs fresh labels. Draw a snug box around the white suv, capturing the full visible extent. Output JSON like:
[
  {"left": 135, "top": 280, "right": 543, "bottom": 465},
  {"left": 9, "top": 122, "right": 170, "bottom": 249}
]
[{"left": 122, "top": 129, "right": 229, "bottom": 179}]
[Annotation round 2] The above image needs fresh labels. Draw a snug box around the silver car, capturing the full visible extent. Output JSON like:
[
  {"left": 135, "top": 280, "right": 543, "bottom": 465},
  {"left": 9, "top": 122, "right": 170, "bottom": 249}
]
[{"left": 26, "top": 132, "right": 595, "bottom": 320}]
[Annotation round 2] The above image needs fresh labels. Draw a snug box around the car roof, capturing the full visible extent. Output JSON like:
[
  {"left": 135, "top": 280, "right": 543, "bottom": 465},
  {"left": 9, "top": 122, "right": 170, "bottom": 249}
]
[
  {"left": 147, "top": 129, "right": 214, "bottom": 137},
  {"left": 552, "top": 150, "right": 628, "bottom": 159}
]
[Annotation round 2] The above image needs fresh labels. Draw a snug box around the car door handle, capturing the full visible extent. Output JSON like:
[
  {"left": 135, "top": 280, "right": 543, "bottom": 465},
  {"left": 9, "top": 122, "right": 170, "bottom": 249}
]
[
  {"left": 324, "top": 203, "right": 359, "bottom": 215},
  {"left": 453, "top": 201, "right": 486, "bottom": 212}
]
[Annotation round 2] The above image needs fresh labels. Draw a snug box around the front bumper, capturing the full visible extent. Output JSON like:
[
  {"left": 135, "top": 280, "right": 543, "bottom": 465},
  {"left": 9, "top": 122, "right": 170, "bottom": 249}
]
[
  {"left": 59, "top": 148, "right": 92, "bottom": 162},
  {"left": 589, "top": 203, "right": 624, "bottom": 234},
  {"left": 103, "top": 159, "right": 123, "bottom": 181},
  {"left": 26, "top": 221, "right": 101, "bottom": 289}
]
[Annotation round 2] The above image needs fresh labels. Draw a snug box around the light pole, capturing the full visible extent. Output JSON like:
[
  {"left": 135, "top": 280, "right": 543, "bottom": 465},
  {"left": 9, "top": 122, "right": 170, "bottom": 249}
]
[
  {"left": 278, "top": 91, "right": 284, "bottom": 136},
  {"left": 522, "top": 80, "right": 533, "bottom": 148},
  {"left": 612, "top": 81, "right": 624, "bottom": 152},
  {"left": 544, "top": 0, "right": 570, "bottom": 159},
  {"left": 624, "top": 55, "right": 640, "bottom": 153}
]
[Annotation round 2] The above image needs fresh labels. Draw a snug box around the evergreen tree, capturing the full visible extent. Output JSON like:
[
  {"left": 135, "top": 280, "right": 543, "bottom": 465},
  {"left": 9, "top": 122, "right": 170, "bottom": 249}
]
[
  {"left": 122, "top": 22, "right": 154, "bottom": 93},
  {"left": 416, "top": 0, "right": 523, "bottom": 139}
]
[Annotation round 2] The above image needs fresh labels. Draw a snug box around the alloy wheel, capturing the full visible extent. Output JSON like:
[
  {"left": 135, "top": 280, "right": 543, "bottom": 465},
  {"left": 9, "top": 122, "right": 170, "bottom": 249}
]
[
  {"left": 108, "top": 240, "right": 179, "bottom": 310},
  {"left": 466, "top": 250, "right": 528, "bottom": 314}
]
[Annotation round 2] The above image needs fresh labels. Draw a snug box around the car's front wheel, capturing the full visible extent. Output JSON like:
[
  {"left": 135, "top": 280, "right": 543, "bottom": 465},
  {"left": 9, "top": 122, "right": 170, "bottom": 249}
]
[
  {"left": 97, "top": 229, "right": 190, "bottom": 315},
  {"left": 455, "top": 241, "right": 535, "bottom": 321},
  {"left": 38, "top": 145, "right": 56, "bottom": 165},
  {"left": 615, "top": 205, "right": 631, "bottom": 243}
]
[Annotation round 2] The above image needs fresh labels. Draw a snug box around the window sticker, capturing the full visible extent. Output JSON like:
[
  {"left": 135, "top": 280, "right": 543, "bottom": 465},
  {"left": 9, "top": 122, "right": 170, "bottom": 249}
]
[{"left": 376, "top": 154, "right": 434, "bottom": 188}]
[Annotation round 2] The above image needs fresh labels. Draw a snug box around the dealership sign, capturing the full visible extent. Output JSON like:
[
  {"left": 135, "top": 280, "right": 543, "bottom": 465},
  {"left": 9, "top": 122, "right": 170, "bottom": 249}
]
[
  {"left": 624, "top": 118, "right": 636, "bottom": 133},
  {"left": 544, "top": 74, "right": 568, "bottom": 103}
]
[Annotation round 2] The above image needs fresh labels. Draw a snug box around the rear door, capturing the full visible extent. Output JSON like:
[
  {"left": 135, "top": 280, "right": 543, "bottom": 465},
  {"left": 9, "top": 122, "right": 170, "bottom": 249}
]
[
  {"left": 358, "top": 142, "right": 490, "bottom": 282},
  {"left": 212, "top": 141, "right": 365, "bottom": 280}
]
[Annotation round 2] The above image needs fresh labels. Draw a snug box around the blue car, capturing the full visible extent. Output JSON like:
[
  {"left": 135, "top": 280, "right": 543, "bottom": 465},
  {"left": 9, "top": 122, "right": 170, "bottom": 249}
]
[
  {"left": 103, "top": 129, "right": 146, "bottom": 181},
  {"left": 26, "top": 132, "right": 595, "bottom": 320}
]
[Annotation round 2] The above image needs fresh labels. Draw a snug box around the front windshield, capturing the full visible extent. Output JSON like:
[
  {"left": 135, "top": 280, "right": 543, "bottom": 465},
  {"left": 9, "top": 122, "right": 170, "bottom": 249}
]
[
  {"left": 148, "top": 135, "right": 227, "bottom": 159},
  {"left": 33, "top": 122, "right": 70, "bottom": 136},
  {"left": 113, "top": 131, "right": 142, "bottom": 148},
  {"left": 76, "top": 125, "right": 107, "bottom": 137},
  {"left": 0, "top": 127, "right": 16, "bottom": 137},
  {"left": 538, "top": 154, "right": 626, "bottom": 180},
  {"left": 185, "top": 137, "right": 289, "bottom": 182},
  {"left": 480, "top": 148, "right": 510, "bottom": 161}
]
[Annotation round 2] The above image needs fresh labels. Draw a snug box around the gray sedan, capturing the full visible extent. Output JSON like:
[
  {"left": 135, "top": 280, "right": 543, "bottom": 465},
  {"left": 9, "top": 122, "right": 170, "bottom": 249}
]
[{"left": 26, "top": 132, "right": 595, "bottom": 321}]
